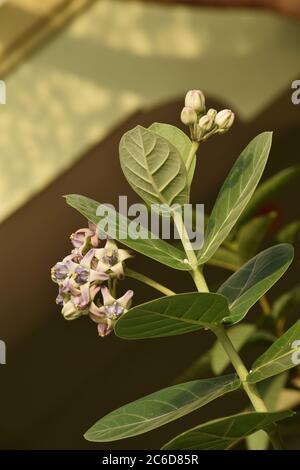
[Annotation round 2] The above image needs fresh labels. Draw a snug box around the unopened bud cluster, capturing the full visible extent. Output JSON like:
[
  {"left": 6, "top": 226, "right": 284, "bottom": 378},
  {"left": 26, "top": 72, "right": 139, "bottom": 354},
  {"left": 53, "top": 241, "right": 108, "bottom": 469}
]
[
  {"left": 51, "top": 223, "right": 133, "bottom": 337},
  {"left": 181, "top": 89, "right": 235, "bottom": 142}
]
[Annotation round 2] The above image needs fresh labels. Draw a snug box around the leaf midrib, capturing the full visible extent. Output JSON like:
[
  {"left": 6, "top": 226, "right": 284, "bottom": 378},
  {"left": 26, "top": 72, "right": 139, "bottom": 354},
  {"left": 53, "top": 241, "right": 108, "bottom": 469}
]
[
  {"left": 249, "top": 345, "right": 300, "bottom": 380},
  {"left": 133, "top": 128, "right": 170, "bottom": 207},
  {"left": 121, "top": 301, "right": 226, "bottom": 330},
  {"left": 87, "top": 379, "right": 239, "bottom": 439}
]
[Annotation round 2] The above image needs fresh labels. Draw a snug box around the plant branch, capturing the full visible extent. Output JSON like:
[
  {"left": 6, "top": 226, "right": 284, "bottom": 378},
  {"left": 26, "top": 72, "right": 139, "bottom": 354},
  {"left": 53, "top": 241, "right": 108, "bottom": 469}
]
[
  {"left": 259, "top": 295, "right": 272, "bottom": 316},
  {"left": 174, "top": 211, "right": 284, "bottom": 449},
  {"left": 213, "top": 325, "right": 267, "bottom": 411},
  {"left": 173, "top": 210, "right": 209, "bottom": 292},
  {"left": 125, "top": 267, "right": 175, "bottom": 296},
  {"left": 212, "top": 326, "right": 283, "bottom": 450},
  {"left": 186, "top": 141, "right": 199, "bottom": 173}
]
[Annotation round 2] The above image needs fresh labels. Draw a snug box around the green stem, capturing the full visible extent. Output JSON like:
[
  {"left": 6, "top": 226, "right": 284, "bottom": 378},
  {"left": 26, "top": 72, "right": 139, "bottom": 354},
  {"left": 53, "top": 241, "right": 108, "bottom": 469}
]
[
  {"left": 259, "top": 295, "right": 272, "bottom": 316},
  {"left": 173, "top": 210, "right": 198, "bottom": 268},
  {"left": 186, "top": 141, "right": 199, "bottom": 173},
  {"left": 174, "top": 208, "right": 283, "bottom": 449},
  {"left": 125, "top": 267, "right": 175, "bottom": 296},
  {"left": 173, "top": 210, "right": 208, "bottom": 292},
  {"left": 213, "top": 325, "right": 267, "bottom": 412},
  {"left": 190, "top": 267, "right": 209, "bottom": 292}
]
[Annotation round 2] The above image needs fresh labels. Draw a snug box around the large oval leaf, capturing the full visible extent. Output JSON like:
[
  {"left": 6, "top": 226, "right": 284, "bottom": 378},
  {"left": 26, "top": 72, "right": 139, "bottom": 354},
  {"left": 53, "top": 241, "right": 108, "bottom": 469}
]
[
  {"left": 197, "top": 132, "right": 272, "bottom": 265},
  {"left": 218, "top": 244, "right": 294, "bottom": 325},
  {"left": 65, "top": 194, "right": 191, "bottom": 270},
  {"left": 247, "top": 319, "right": 300, "bottom": 384},
  {"left": 115, "top": 293, "right": 230, "bottom": 339},
  {"left": 119, "top": 125, "right": 189, "bottom": 208},
  {"left": 84, "top": 374, "right": 240, "bottom": 442},
  {"left": 149, "top": 123, "right": 196, "bottom": 186},
  {"left": 162, "top": 411, "right": 293, "bottom": 450}
]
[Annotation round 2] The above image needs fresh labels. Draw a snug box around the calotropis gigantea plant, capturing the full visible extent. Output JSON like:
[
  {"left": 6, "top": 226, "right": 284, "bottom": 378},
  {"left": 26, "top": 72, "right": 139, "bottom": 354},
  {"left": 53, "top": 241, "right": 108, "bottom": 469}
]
[{"left": 53, "top": 90, "right": 300, "bottom": 450}]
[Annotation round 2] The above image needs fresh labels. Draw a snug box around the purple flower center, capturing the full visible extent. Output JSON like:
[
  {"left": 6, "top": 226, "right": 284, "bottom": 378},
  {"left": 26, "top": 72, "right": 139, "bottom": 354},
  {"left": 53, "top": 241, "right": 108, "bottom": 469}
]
[
  {"left": 75, "top": 267, "right": 90, "bottom": 285},
  {"left": 52, "top": 263, "right": 69, "bottom": 281},
  {"left": 102, "top": 249, "right": 119, "bottom": 266},
  {"left": 105, "top": 302, "right": 124, "bottom": 319}
]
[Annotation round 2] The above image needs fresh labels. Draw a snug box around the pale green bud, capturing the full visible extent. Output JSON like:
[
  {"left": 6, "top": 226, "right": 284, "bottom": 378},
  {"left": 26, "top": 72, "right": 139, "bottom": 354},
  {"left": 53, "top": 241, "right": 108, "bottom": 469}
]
[
  {"left": 199, "top": 114, "right": 214, "bottom": 132},
  {"left": 184, "top": 89, "right": 205, "bottom": 113},
  {"left": 194, "top": 124, "right": 204, "bottom": 142},
  {"left": 180, "top": 106, "right": 198, "bottom": 126},
  {"left": 61, "top": 300, "right": 83, "bottom": 320},
  {"left": 207, "top": 108, "right": 218, "bottom": 120},
  {"left": 215, "top": 109, "right": 235, "bottom": 130}
]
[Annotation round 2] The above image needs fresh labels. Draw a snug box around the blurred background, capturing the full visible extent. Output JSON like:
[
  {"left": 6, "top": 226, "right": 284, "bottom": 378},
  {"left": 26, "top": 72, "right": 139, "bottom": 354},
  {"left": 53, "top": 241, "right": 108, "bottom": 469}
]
[{"left": 0, "top": 0, "right": 299, "bottom": 450}]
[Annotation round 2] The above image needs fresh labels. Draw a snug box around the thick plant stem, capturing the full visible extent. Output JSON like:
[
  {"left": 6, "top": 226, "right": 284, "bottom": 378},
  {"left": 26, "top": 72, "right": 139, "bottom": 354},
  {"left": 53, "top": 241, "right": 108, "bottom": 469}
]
[
  {"left": 125, "top": 267, "right": 175, "bottom": 296},
  {"left": 173, "top": 210, "right": 199, "bottom": 268},
  {"left": 171, "top": 148, "right": 283, "bottom": 450},
  {"left": 191, "top": 267, "right": 209, "bottom": 292},
  {"left": 186, "top": 141, "right": 199, "bottom": 172},
  {"left": 213, "top": 325, "right": 267, "bottom": 412},
  {"left": 177, "top": 231, "right": 283, "bottom": 448},
  {"left": 259, "top": 295, "right": 272, "bottom": 316}
]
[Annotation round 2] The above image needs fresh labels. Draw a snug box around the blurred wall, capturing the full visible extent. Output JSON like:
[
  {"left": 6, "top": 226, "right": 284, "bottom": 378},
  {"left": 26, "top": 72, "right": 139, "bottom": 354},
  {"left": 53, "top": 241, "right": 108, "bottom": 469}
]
[{"left": 0, "top": 0, "right": 299, "bottom": 222}]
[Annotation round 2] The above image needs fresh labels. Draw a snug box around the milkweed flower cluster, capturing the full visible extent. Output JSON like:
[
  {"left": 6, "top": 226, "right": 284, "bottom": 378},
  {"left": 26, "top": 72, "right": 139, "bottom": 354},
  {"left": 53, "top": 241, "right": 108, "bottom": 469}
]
[
  {"left": 51, "top": 223, "right": 133, "bottom": 337},
  {"left": 181, "top": 89, "right": 235, "bottom": 142}
]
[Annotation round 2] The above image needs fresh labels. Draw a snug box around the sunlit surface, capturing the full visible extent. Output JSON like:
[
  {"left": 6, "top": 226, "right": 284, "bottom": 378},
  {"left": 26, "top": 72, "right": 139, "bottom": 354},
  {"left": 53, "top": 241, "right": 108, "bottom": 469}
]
[{"left": 0, "top": 0, "right": 299, "bottom": 222}]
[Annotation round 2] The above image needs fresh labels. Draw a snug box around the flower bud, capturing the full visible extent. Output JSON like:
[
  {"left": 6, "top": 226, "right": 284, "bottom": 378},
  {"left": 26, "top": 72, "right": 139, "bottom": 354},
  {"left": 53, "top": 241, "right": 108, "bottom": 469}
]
[
  {"left": 184, "top": 90, "right": 205, "bottom": 113},
  {"left": 198, "top": 115, "right": 214, "bottom": 133},
  {"left": 180, "top": 106, "right": 197, "bottom": 126},
  {"left": 215, "top": 109, "right": 235, "bottom": 130},
  {"left": 62, "top": 300, "right": 83, "bottom": 320},
  {"left": 207, "top": 108, "right": 217, "bottom": 120}
]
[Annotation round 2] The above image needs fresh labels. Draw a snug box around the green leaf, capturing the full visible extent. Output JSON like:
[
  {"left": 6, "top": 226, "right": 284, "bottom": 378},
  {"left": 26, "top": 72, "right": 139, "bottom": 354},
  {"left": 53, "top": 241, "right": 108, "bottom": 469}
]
[
  {"left": 237, "top": 165, "right": 300, "bottom": 228},
  {"left": 237, "top": 212, "right": 277, "bottom": 263},
  {"left": 162, "top": 411, "right": 292, "bottom": 450},
  {"left": 115, "top": 292, "right": 230, "bottom": 340},
  {"left": 247, "top": 373, "right": 288, "bottom": 450},
  {"left": 218, "top": 244, "right": 294, "bottom": 325},
  {"left": 65, "top": 194, "right": 191, "bottom": 271},
  {"left": 84, "top": 374, "right": 240, "bottom": 442},
  {"left": 276, "top": 221, "right": 300, "bottom": 244},
  {"left": 272, "top": 286, "right": 300, "bottom": 320},
  {"left": 247, "top": 319, "right": 300, "bottom": 383},
  {"left": 119, "top": 125, "right": 188, "bottom": 208},
  {"left": 211, "top": 324, "right": 256, "bottom": 375},
  {"left": 197, "top": 132, "right": 273, "bottom": 265},
  {"left": 149, "top": 123, "right": 195, "bottom": 186}
]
